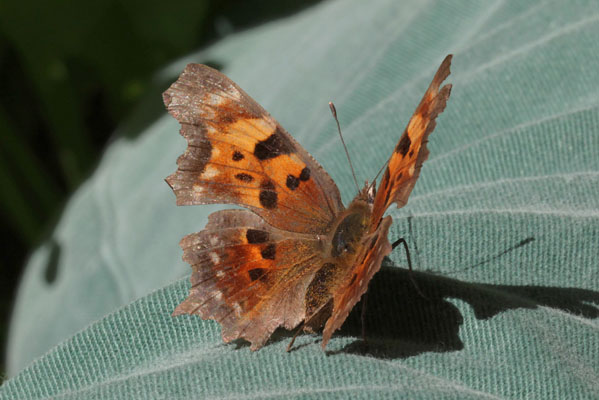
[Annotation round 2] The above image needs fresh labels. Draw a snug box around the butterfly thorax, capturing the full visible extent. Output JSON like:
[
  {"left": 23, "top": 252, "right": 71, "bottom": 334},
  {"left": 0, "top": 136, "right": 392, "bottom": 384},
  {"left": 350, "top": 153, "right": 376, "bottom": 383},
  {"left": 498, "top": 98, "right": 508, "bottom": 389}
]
[
  {"left": 328, "top": 182, "right": 376, "bottom": 259},
  {"left": 330, "top": 199, "right": 371, "bottom": 259}
]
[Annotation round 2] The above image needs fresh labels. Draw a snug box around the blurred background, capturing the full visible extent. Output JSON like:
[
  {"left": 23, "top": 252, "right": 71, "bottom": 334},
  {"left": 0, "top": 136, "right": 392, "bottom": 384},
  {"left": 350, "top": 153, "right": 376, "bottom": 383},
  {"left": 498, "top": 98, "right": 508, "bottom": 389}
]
[{"left": 0, "top": 0, "right": 321, "bottom": 378}]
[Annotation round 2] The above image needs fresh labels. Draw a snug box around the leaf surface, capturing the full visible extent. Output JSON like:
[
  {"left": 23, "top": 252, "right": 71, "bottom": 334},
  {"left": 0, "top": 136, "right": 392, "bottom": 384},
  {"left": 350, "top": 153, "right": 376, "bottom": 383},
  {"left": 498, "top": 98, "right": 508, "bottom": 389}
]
[{"left": 4, "top": 0, "right": 599, "bottom": 398}]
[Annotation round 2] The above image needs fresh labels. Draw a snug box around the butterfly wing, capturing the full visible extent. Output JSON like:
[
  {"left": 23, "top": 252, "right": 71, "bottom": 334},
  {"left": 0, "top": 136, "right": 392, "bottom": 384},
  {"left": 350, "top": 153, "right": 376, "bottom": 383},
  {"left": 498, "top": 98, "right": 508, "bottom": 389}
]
[
  {"left": 371, "top": 55, "right": 452, "bottom": 223},
  {"left": 320, "top": 55, "right": 452, "bottom": 347},
  {"left": 174, "top": 209, "right": 325, "bottom": 350},
  {"left": 164, "top": 64, "right": 343, "bottom": 234}
]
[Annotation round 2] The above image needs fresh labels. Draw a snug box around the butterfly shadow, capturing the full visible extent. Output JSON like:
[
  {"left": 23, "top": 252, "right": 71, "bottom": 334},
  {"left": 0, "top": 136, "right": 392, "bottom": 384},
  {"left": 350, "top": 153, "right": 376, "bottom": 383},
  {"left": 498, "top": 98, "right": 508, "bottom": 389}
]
[
  {"left": 236, "top": 236, "right": 599, "bottom": 357},
  {"left": 329, "top": 259, "right": 599, "bottom": 359}
]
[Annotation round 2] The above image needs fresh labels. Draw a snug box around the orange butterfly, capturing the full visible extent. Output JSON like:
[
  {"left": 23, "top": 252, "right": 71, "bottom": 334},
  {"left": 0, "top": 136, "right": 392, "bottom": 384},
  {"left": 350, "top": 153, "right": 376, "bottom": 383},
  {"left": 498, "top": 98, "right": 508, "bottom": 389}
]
[{"left": 164, "top": 55, "right": 452, "bottom": 350}]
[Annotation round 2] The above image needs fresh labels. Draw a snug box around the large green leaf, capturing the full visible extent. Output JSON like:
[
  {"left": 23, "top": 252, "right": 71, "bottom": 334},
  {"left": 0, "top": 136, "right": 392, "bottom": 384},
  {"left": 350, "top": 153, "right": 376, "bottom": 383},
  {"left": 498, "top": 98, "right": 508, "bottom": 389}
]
[{"left": 4, "top": 0, "right": 599, "bottom": 397}]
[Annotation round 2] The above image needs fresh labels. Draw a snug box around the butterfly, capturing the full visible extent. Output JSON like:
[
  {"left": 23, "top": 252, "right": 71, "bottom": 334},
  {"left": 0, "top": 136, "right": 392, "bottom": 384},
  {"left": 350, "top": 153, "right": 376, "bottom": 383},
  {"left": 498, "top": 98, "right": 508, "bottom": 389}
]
[{"left": 164, "top": 55, "right": 452, "bottom": 350}]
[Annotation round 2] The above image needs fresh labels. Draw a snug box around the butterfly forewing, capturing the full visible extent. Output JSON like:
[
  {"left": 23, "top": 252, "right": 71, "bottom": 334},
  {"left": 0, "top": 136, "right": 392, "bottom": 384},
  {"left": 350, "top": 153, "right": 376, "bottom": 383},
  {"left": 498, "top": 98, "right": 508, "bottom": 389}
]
[
  {"left": 372, "top": 55, "right": 452, "bottom": 223},
  {"left": 164, "top": 64, "right": 343, "bottom": 234}
]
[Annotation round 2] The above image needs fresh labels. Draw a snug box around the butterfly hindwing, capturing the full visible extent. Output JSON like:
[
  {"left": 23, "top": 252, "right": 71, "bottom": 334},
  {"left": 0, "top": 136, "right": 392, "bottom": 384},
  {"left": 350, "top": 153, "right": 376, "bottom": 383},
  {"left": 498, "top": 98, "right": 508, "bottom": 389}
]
[
  {"left": 372, "top": 55, "right": 452, "bottom": 222},
  {"left": 164, "top": 64, "right": 343, "bottom": 234},
  {"left": 174, "top": 209, "right": 324, "bottom": 350},
  {"left": 320, "top": 216, "right": 392, "bottom": 348}
]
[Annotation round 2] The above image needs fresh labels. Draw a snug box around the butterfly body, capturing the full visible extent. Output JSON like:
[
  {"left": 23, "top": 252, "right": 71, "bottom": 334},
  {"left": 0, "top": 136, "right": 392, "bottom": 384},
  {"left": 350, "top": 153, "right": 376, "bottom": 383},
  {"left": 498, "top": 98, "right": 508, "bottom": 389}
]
[
  {"left": 165, "top": 55, "right": 452, "bottom": 350},
  {"left": 303, "top": 189, "right": 377, "bottom": 324}
]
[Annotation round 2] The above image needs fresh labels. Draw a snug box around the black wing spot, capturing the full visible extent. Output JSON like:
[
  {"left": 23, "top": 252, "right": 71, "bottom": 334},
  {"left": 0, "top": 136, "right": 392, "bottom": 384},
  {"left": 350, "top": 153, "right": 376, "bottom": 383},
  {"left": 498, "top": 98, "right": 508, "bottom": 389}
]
[
  {"left": 234, "top": 173, "right": 254, "bottom": 182},
  {"left": 395, "top": 134, "right": 411, "bottom": 156},
  {"left": 383, "top": 168, "right": 391, "bottom": 188},
  {"left": 286, "top": 167, "right": 310, "bottom": 191},
  {"left": 383, "top": 183, "right": 392, "bottom": 205},
  {"left": 249, "top": 268, "right": 267, "bottom": 282},
  {"left": 246, "top": 229, "right": 269, "bottom": 244},
  {"left": 219, "top": 114, "right": 235, "bottom": 124},
  {"left": 261, "top": 244, "right": 276, "bottom": 260},
  {"left": 259, "top": 180, "right": 278, "bottom": 209},
  {"left": 286, "top": 174, "right": 300, "bottom": 190},
  {"left": 254, "top": 127, "right": 294, "bottom": 160},
  {"left": 232, "top": 151, "right": 244, "bottom": 161},
  {"left": 299, "top": 167, "right": 311, "bottom": 181}
]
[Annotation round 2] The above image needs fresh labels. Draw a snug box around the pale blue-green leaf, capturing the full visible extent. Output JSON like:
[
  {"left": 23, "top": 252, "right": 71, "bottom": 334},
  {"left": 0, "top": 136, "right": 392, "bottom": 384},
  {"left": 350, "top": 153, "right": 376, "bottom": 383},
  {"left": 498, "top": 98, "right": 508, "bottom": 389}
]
[{"left": 4, "top": 0, "right": 599, "bottom": 398}]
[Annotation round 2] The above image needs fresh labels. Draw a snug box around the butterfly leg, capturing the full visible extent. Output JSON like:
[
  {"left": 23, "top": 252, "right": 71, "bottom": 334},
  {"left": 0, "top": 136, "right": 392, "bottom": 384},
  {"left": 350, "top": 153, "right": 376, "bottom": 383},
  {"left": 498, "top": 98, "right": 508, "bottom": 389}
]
[
  {"left": 391, "top": 238, "right": 428, "bottom": 300},
  {"left": 391, "top": 238, "right": 412, "bottom": 268},
  {"left": 286, "top": 321, "right": 306, "bottom": 352},
  {"left": 288, "top": 299, "right": 332, "bottom": 352}
]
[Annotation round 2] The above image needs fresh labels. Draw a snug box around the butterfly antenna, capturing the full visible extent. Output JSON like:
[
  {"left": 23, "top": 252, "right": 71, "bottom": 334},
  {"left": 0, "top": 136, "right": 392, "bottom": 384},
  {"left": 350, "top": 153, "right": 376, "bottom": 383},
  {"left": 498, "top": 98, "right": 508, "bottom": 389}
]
[{"left": 329, "top": 102, "right": 360, "bottom": 193}]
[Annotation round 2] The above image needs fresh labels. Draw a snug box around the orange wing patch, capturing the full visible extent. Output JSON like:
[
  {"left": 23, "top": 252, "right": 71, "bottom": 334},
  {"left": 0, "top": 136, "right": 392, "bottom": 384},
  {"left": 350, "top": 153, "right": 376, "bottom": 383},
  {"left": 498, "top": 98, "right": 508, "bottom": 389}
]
[
  {"left": 164, "top": 64, "right": 343, "bottom": 234},
  {"left": 372, "top": 55, "right": 452, "bottom": 223}
]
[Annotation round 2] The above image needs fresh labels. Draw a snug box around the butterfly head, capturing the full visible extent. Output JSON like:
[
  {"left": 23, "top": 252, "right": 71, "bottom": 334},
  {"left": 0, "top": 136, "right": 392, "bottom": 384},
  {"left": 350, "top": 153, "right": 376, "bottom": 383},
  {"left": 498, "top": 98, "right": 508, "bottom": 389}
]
[{"left": 354, "top": 180, "right": 376, "bottom": 205}]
